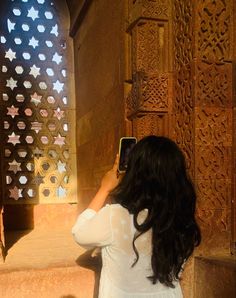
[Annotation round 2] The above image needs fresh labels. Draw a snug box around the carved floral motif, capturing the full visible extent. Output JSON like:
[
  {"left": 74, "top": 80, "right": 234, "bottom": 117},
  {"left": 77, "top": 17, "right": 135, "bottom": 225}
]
[
  {"left": 172, "top": 0, "right": 194, "bottom": 172},
  {"left": 194, "top": 61, "right": 232, "bottom": 107},
  {"left": 195, "top": 107, "right": 232, "bottom": 146},
  {"left": 128, "top": 0, "right": 234, "bottom": 254},
  {"left": 195, "top": 145, "right": 231, "bottom": 180},
  {"left": 173, "top": 1, "right": 193, "bottom": 71},
  {"left": 196, "top": 179, "right": 231, "bottom": 209},
  {"left": 196, "top": 0, "right": 230, "bottom": 61}
]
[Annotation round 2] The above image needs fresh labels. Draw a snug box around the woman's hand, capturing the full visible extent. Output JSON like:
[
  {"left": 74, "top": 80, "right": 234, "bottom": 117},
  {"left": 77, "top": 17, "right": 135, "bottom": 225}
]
[
  {"left": 100, "top": 154, "right": 120, "bottom": 193},
  {"left": 87, "top": 155, "right": 120, "bottom": 212}
]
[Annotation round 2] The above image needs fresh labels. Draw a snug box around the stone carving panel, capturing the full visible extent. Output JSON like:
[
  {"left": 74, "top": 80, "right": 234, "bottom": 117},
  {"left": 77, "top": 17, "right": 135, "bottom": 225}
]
[
  {"left": 196, "top": 179, "right": 231, "bottom": 210},
  {"left": 172, "top": 110, "right": 194, "bottom": 174},
  {"left": 126, "top": 72, "right": 169, "bottom": 117},
  {"left": 141, "top": 73, "right": 169, "bottom": 110},
  {"left": 192, "top": 0, "right": 234, "bottom": 254},
  {"left": 172, "top": 71, "right": 194, "bottom": 173},
  {"left": 128, "top": 0, "right": 170, "bottom": 25},
  {"left": 196, "top": 208, "right": 230, "bottom": 254},
  {"left": 195, "top": 145, "right": 231, "bottom": 180},
  {"left": 172, "top": 0, "right": 194, "bottom": 173},
  {"left": 132, "top": 113, "right": 168, "bottom": 140},
  {"left": 173, "top": 0, "right": 193, "bottom": 71},
  {"left": 195, "top": 107, "right": 232, "bottom": 146},
  {"left": 195, "top": 0, "right": 231, "bottom": 61},
  {"left": 194, "top": 61, "right": 232, "bottom": 108},
  {"left": 131, "top": 20, "right": 167, "bottom": 73}
]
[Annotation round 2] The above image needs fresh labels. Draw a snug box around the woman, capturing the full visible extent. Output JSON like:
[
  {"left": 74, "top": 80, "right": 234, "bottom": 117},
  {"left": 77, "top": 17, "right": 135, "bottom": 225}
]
[{"left": 72, "top": 136, "right": 201, "bottom": 297}]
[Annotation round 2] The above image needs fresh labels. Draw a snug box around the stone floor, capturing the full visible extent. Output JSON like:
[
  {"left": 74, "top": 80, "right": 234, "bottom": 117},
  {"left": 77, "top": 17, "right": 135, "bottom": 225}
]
[{"left": 0, "top": 228, "right": 100, "bottom": 298}]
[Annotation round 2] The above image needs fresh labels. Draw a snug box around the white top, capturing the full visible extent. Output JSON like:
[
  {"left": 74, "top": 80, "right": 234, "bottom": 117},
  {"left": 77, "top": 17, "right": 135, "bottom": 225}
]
[{"left": 72, "top": 204, "right": 183, "bottom": 298}]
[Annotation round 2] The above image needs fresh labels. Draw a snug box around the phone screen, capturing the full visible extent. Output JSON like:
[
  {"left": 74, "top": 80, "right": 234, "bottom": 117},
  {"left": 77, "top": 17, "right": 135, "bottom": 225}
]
[{"left": 118, "top": 137, "right": 137, "bottom": 172}]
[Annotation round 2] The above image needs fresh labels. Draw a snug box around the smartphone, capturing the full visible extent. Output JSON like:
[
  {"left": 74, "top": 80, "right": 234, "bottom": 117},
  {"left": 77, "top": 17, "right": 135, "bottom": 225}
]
[{"left": 118, "top": 137, "right": 137, "bottom": 173}]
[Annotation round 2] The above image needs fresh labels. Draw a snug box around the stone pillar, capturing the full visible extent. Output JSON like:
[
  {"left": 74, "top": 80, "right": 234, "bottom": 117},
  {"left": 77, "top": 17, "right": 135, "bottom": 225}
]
[
  {"left": 193, "top": 0, "right": 233, "bottom": 255},
  {"left": 126, "top": 0, "right": 172, "bottom": 139},
  {"left": 127, "top": 0, "right": 235, "bottom": 297},
  {"left": 172, "top": 0, "right": 234, "bottom": 255},
  {"left": 172, "top": 0, "right": 235, "bottom": 296}
]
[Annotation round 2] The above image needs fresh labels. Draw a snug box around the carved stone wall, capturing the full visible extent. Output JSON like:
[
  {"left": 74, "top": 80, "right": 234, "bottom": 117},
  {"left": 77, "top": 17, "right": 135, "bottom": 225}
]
[
  {"left": 67, "top": 0, "right": 235, "bottom": 296},
  {"left": 127, "top": 0, "right": 235, "bottom": 297},
  {"left": 193, "top": 0, "right": 233, "bottom": 255},
  {"left": 126, "top": 0, "right": 171, "bottom": 137}
]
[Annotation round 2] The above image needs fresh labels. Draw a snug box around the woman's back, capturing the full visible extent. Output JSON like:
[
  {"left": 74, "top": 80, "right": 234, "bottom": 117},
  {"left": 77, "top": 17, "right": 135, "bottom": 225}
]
[
  {"left": 73, "top": 203, "right": 183, "bottom": 297},
  {"left": 104, "top": 204, "right": 183, "bottom": 297},
  {"left": 72, "top": 135, "right": 200, "bottom": 297}
]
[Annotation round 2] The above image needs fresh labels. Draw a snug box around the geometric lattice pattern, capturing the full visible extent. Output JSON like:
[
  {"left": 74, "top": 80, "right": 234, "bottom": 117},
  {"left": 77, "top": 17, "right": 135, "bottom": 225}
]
[
  {"left": 126, "top": 72, "right": 168, "bottom": 117},
  {"left": 0, "top": 0, "right": 77, "bottom": 203}
]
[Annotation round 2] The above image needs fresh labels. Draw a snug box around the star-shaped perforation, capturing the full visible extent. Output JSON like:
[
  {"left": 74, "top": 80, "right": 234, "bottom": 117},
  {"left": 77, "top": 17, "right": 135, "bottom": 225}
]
[
  {"left": 6, "top": 77, "right": 17, "bottom": 90},
  {"left": 30, "top": 92, "right": 42, "bottom": 106},
  {"left": 57, "top": 160, "right": 66, "bottom": 173},
  {"left": 53, "top": 107, "right": 64, "bottom": 120},
  {"left": 8, "top": 159, "right": 22, "bottom": 174},
  {"left": 57, "top": 186, "right": 67, "bottom": 198},
  {"left": 29, "top": 36, "right": 39, "bottom": 49},
  {"left": 8, "top": 132, "right": 20, "bottom": 145},
  {"left": 29, "top": 64, "right": 40, "bottom": 78},
  {"left": 53, "top": 80, "right": 64, "bottom": 93},
  {"left": 7, "top": 105, "right": 19, "bottom": 118},
  {"left": 54, "top": 134, "right": 65, "bottom": 147},
  {"left": 52, "top": 52, "right": 62, "bottom": 64},
  {"left": 51, "top": 24, "right": 58, "bottom": 36},
  {"left": 9, "top": 186, "right": 22, "bottom": 200},
  {"left": 5, "top": 48, "right": 16, "bottom": 61},
  {"left": 27, "top": 7, "right": 39, "bottom": 21}
]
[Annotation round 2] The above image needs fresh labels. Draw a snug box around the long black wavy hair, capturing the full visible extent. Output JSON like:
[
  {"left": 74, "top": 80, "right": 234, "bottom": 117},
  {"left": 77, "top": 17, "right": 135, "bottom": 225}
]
[{"left": 111, "top": 135, "right": 201, "bottom": 287}]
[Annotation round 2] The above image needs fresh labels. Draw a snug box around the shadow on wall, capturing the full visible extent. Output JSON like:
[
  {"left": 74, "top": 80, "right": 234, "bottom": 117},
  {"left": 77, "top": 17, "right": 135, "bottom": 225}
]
[
  {"left": 76, "top": 248, "right": 102, "bottom": 298},
  {"left": 3, "top": 204, "right": 34, "bottom": 258}
]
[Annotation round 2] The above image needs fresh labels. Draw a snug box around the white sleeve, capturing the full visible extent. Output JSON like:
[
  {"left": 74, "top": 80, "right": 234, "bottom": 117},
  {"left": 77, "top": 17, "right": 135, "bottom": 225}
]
[{"left": 72, "top": 205, "right": 113, "bottom": 249}]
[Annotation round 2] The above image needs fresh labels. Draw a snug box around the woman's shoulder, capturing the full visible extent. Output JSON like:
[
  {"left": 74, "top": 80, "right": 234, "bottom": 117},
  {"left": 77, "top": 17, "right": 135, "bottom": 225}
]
[{"left": 104, "top": 203, "right": 130, "bottom": 217}]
